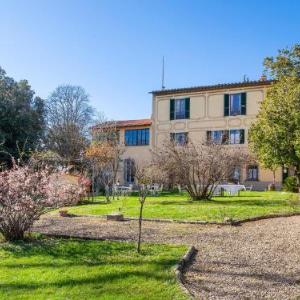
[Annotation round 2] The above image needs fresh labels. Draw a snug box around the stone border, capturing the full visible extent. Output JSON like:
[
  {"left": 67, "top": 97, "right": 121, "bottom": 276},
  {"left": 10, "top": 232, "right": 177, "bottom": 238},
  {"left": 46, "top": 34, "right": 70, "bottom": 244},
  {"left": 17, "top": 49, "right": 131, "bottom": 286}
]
[
  {"left": 231, "top": 211, "right": 300, "bottom": 225},
  {"left": 67, "top": 211, "right": 300, "bottom": 226},
  {"left": 174, "top": 246, "right": 198, "bottom": 299}
]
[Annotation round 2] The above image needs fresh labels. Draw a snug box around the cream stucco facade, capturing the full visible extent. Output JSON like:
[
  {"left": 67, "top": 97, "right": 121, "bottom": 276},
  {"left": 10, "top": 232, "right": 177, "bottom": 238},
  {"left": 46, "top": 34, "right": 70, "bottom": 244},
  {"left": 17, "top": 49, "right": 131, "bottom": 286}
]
[{"left": 112, "top": 80, "right": 283, "bottom": 190}]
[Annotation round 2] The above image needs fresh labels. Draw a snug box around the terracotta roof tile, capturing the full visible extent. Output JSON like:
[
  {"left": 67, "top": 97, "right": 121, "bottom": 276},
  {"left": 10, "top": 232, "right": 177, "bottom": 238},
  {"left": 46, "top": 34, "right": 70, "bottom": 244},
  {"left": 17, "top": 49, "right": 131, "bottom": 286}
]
[
  {"left": 114, "top": 119, "right": 152, "bottom": 128},
  {"left": 151, "top": 80, "right": 274, "bottom": 96},
  {"left": 92, "top": 119, "right": 151, "bottom": 130}
]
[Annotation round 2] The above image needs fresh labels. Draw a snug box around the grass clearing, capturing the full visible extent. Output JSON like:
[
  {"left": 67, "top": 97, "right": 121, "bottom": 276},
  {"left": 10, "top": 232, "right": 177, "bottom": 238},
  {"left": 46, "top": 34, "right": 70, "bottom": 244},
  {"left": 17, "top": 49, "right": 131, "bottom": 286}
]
[
  {"left": 62, "top": 191, "right": 300, "bottom": 222},
  {"left": 0, "top": 236, "right": 187, "bottom": 300}
]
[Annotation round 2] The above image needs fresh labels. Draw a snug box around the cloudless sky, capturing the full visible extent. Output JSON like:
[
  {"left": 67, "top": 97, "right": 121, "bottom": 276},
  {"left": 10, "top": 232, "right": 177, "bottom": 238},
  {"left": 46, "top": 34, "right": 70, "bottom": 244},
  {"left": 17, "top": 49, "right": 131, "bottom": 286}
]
[{"left": 1, "top": 0, "right": 300, "bottom": 120}]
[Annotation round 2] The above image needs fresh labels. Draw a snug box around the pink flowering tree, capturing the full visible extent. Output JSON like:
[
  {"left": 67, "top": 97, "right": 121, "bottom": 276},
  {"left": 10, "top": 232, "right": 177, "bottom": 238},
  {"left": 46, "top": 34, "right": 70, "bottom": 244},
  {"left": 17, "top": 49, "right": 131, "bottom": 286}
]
[{"left": 0, "top": 164, "right": 84, "bottom": 241}]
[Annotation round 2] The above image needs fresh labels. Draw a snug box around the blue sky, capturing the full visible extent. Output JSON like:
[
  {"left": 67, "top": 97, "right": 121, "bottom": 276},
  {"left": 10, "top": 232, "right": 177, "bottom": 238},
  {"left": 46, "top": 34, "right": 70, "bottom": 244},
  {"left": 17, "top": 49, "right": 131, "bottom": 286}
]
[{"left": 1, "top": 0, "right": 299, "bottom": 120}]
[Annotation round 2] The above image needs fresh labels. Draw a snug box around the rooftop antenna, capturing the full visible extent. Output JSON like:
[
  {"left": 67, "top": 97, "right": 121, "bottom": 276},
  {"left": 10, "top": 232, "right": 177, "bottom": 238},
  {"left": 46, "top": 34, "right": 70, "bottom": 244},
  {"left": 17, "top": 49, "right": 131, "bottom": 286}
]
[
  {"left": 243, "top": 74, "right": 249, "bottom": 82},
  {"left": 161, "top": 56, "right": 165, "bottom": 90}
]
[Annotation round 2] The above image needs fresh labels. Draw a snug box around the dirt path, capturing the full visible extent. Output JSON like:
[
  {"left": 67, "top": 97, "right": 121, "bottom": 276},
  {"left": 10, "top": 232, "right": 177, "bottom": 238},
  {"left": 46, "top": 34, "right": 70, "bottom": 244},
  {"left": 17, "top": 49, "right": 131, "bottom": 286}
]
[{"left": 33, "top": 215, "right": 300, "bottom": 299}]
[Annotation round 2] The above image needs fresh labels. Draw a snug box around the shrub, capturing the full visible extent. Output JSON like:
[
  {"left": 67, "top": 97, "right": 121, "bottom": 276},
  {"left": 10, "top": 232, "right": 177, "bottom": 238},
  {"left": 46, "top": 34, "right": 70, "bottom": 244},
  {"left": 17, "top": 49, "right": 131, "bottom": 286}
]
[
  {"left": 283, "top": 176, "right": 298, "bottom": 192},
  {"left": 0, "top": 164, "right": 83, "bottom": 241},
  {"left": 287, "top": 193, "right": 300, "bottom": 210}
]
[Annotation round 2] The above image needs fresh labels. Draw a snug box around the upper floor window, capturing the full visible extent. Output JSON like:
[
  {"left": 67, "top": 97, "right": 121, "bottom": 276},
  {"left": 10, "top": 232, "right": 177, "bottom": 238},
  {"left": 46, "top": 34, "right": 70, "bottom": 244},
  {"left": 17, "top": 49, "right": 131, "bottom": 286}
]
[
  {"left": 224, "top": 93, "right": 246, "bottom": 116},
  {"left": 125, "top": 128, "right": 149, "bottom": 146},
  {"left": 247, "top": 165, "right": 259, "bottom": 181},
  {"left": 170, "top": 98, "right": 190, "bottom": 120},
  {"left": 170, "top": 132, "right": 188, "bottom": 145},
  {"left": 207, "top": 129, "right": 245, "bottom": 144}
]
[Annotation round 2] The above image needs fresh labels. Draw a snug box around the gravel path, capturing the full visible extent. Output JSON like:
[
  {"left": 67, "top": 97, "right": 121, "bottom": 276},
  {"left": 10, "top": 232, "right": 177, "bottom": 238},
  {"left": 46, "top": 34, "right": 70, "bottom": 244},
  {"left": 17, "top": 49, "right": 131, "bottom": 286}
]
[{"left": 33, "top": 215, "right": 300, "bottom": 299}]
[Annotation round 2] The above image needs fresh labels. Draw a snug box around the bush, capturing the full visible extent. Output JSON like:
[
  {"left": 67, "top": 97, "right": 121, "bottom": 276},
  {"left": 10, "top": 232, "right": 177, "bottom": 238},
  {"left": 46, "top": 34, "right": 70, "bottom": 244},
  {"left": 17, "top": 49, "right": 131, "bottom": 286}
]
[
  {"left": 283, "top": 176, "right": 298, "bottom": 192},
  {"left": 0, "top": 164, "right": 83, "bottom": 241},
  {"left": 287, "top": 193, "right": 300, "bottom": 210}
]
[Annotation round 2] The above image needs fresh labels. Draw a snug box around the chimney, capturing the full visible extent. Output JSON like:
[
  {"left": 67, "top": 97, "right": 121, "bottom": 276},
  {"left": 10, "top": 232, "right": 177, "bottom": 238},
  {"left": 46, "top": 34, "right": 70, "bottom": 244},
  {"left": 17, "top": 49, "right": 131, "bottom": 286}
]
[{"left": 259, "top": 74, "right": 267, "bottom": 81}]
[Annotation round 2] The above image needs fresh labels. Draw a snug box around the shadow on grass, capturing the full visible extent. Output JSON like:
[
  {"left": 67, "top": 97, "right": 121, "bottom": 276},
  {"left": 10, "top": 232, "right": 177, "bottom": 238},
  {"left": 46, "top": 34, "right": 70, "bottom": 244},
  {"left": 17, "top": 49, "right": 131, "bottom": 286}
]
[
  {"left": 0, "top": 269, "right": 175, "bottom": 291},
  {"left": 78, "top": 200, "right": 110, "bottom": 206},
  {"left": 149, "top": 198, "right": 290, "bottom": 207},
  {"left": 0, "top": 238, "right": 179, "bottom": 268}
]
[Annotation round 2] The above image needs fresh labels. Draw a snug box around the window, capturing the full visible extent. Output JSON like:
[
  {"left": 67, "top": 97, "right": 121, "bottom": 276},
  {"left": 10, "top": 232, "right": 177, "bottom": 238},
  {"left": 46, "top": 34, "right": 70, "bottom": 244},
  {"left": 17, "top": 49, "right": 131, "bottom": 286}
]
[
  {"left": 170, "top": 98, "right": 190, "bottom": 120},
  {"left": 230, "top": 94, "right": 242, "bottom": 115},
  {"left": 207, "top": 130, "right": 228, "bottom": 144},
  {"left": 170, "top": 132, "right": 188, "bottom": 145},
  {"left": 125, "top": 128, "right": 149, "bottom": 146},
  {"left": 207, "top": 129, "right": 244, "bottom": 144},
  {"left": 224, "top": 93, "right": 246, "bottom": 116},
  {"left": 230, "top": 129, "right": 242, "bottom": 144},
  {"left": 247, "top": 165, "right": 259, "bottom": 181},
  {"left": 230, "top": 167, "right": 241, "bottom": 183},
  {"left": 124, "top": 159, "right": 135, "bottom": 183}
]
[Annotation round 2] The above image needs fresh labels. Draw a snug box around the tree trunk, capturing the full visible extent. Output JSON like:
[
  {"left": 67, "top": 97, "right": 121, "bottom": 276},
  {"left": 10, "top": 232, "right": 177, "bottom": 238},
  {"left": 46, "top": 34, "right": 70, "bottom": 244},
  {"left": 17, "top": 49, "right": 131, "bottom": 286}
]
[
  {"left": 295, "top": 165, "right": 300, "bottom": 193},
  {"left": 137, "top": 199, "right": 145, "bottom": 253}
]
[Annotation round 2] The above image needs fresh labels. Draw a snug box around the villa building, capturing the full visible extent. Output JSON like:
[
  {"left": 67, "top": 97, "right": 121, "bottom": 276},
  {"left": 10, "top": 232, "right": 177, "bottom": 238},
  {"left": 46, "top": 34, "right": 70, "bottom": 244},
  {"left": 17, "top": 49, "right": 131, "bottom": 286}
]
[{"left": 95, "top": 78, "right": 286, "bottom": 190}]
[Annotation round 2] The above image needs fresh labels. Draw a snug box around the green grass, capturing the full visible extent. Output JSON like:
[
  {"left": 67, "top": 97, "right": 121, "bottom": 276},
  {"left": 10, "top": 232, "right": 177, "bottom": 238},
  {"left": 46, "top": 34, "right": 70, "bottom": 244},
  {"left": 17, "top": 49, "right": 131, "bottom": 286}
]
[
  {"left": 63, "top": 191, "right": 300, "bottom": 222},
  {"left": 0, "top": 237, "right": 187, "bottom": 300}
]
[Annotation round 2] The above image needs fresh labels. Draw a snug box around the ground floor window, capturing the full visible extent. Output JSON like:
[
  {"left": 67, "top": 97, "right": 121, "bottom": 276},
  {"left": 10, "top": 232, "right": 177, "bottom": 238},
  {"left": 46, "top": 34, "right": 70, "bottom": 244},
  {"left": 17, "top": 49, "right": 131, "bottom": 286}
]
[
  {"left": 247, "top": 165, "right": 259, "bottom": 181},
  {"left": 124, "top": 159, "right": 135, "bottom": 183},
  {"left": 230, "top": 166, "right": 241, "bottom": 183},
  {"left": 170, "top": 132, "right": 188, "bottom": 145},
  {"left": 207, "top": 129, "right": 244, "bottom": 144}
]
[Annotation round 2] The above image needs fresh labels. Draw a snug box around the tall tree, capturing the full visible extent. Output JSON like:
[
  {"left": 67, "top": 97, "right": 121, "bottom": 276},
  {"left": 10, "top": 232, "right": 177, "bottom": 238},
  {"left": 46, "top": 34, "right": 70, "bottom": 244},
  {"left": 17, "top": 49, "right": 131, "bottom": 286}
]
[
  {"left": 249, "top": 77, "right": 300, "bottom": 185},
  {"left": 249, "top": 45, "right": 300, "bottom": 187},
  {"left": 0, "top": 67, "right": 45, "bottom": 166},
  {"left": 46, "top": 85, "right": 94, "bottom": 163}
]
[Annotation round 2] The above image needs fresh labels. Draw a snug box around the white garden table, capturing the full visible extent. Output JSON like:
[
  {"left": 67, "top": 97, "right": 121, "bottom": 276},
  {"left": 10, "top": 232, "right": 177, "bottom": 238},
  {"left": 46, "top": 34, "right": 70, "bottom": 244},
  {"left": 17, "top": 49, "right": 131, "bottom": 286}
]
[{"left": 214, "top": 184, "right": 246, "bottom": 196}]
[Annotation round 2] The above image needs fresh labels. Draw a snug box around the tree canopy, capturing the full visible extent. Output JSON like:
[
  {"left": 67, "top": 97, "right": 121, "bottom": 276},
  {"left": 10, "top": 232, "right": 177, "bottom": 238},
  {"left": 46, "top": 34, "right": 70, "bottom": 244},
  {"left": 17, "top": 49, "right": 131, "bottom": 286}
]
[
  {"left": 250, "top": 45, "right": 300, "bottom": 185},
  {"left": 264, "top": 44, "right": 300, "bottom": 79},
  {"left": 0, "top": 67, "right": 45, "bottom": 165}
]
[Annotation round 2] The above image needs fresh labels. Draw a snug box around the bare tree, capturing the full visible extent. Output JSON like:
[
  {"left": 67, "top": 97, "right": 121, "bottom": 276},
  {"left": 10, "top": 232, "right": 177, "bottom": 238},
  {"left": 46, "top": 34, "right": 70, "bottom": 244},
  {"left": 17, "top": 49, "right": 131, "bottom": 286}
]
[
  {"left": 86, "top": 120, "right": 124, "bottom": 201},
  {"left": 154, "top": 141, "right": 247, "bottom": 200},
  {"left": 134, "top": 163, "right": 164, "bottom": 253},
  {"left": 46, "top": 85, "right": 94, "bottom": 163}
]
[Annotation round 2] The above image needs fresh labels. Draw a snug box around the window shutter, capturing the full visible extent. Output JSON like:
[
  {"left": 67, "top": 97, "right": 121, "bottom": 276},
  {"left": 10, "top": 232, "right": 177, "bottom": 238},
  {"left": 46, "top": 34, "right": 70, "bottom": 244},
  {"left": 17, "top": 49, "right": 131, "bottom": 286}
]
[
  {"left": 223, "top": 130, "right": 229, "bottom": 144},
  {"left": 170, "top": 133, "right": 175, "bottom": 142},
  {"left": 224, "top": 94, "right": 229, "bottom": 116},
  {"left": 206, "top": 131, "right": 212, "bottom": 142},
  {"left": 185, "top": 98, "right": 190, "bottom": 119},
  {"left": 184, "top": 132, "right": 188, "bottom": 144},
  {"left": 240, "top": 129, "right": 245, "bottom": 144},
  {"left": 170, "top": 99, "right": 175, "bottom": 120},
  {"left": 241, "top": 93, "right": 246, "bottom": 115}
]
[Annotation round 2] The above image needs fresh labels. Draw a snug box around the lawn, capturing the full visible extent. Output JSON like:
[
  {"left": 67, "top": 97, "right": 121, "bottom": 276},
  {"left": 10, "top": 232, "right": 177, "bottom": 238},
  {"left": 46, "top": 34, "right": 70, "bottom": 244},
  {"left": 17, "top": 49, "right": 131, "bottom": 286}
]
[
  {"left": 63, "top": 191, "right": 300, "bottom": 222},
  {"left": 0, "top": 237, "right": 187, "bottom": 300}
]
